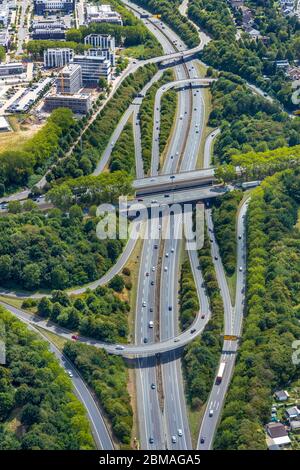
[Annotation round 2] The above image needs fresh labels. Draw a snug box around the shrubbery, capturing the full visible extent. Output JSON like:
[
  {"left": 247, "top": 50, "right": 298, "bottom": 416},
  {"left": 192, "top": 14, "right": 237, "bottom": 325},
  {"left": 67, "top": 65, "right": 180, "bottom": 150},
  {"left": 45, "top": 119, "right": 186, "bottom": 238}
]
[
  {"left": 0, "top": 307, "right": 94, "bottom": 450},
  {"left": 63, "top": 341, "right": 133, "bottom": 446}
]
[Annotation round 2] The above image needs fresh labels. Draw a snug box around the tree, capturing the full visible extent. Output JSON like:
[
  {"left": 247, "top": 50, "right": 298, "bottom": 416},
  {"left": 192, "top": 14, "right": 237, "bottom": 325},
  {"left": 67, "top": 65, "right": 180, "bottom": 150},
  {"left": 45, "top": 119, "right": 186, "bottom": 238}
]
[
  {"left": 108, "top": 275, "right": 125, "bottom": 292},
  {"left": 8, "top": 201, "right": 21, "bottom": 214},
  {"left": 37, "top": 297, "right": 53, "bottom": 318},
  {"left": 46, "top": 184, "right": 74, "bottom": 211}
]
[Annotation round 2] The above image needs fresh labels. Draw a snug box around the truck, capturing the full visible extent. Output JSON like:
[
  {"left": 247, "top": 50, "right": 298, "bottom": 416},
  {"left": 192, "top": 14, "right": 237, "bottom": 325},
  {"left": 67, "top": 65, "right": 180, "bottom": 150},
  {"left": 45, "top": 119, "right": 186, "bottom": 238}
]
[{"left": 216, "top": 362, "right": 226, "bottom": 385}]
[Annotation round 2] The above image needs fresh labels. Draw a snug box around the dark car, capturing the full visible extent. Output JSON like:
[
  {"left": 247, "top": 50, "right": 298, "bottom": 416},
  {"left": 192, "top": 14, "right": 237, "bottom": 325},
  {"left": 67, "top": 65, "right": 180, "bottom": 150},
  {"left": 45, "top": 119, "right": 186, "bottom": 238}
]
[
  {"left": 190, "top": 328, "right": 196, "bottom": 334},
  {"left": 144, "top": 337, "right": 148, "bottom": 343},
  {"left": 200, "top": 437, "right": 205, "bottom": 444},
  {"left": 149, "top": 437, "right": 154, "bottom": 444}
]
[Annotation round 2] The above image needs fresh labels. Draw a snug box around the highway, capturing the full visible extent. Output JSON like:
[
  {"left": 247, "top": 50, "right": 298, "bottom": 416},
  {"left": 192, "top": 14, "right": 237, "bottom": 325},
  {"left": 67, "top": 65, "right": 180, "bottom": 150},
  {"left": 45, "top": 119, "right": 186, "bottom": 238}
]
[
  {"left": 197, "top": 199, "right": 249, "bottom": 449},
  {"left": 122, "top": 0, "right": 207, "bottom": 450}
]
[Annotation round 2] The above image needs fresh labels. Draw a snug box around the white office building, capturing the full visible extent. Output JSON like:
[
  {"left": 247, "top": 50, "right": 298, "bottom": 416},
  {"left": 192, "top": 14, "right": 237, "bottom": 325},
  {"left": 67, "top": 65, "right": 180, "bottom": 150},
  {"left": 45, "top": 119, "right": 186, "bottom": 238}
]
[
  {"left": 73, "top": 54, "right": 111, "bottom": 86},
  {"left": 84, "top": 34, "right": 115, "bottom": 65},
  {"left": 0, "top": 62, "right": 25, "bottom": 77},
  {"left": 44, "top": 48, "right": 74, "bottom": 68},
  {"left": 56, "top": 63, "right": 82, "bottom": 94},
  {"left": 86, "top": 4, "right": 123, "bottom": 26}
]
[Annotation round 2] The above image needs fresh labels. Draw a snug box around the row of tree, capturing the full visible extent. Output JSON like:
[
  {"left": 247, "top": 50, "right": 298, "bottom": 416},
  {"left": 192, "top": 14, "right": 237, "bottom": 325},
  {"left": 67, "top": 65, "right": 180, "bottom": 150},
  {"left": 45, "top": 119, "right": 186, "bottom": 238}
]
[
  {"left": 47, "top": 63, "right": 158, "bottom": 183},
  {"left": 139, "top": 69, "right": 177, "bottom": 173},
  {"left": 182, "top": 230, "right": 223, "bottom": 410},
  {"left": 212, "top": 190, "right": 243, "bottom": 276},
  {"left": 0, "top": 307, "right": 94, "bottom": 450},
  {"left": 133, "top": 0, "right": 199, "bottom": 48}
]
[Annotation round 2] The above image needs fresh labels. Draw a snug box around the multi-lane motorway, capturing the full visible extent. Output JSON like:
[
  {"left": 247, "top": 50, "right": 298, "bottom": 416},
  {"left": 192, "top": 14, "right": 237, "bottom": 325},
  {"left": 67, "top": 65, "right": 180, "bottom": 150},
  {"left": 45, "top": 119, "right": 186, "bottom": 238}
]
[{"left": 1, "top": 0, "right": 251, "bottom": 453}]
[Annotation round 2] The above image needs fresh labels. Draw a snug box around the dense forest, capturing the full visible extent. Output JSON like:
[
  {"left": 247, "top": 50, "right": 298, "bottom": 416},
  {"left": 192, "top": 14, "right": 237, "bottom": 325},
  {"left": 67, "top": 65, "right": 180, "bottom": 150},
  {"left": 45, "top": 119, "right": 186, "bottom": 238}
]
[
  {"left": 182, "top": 231, "right": 223, "bottom": 410},
  {"left": 190, "top": 0, "right": 300, "bottom": 109},
  {"left": 209, "top": 73, "right": 300, "bottom": 164},
  {"left": 215, "top": 169, "right": 300, "bottom": 449},
  {"left": 35, "top": 286, "right": 129, "bottom": 343},
  {"left": 63, "top": 341, "right": 133, "bottom": 447},
  {"left": 0, "top": 307, "right": 94, "bottom": 450},
  {"left": 0, "top": 207, "right": 124, "bottom": 291}
]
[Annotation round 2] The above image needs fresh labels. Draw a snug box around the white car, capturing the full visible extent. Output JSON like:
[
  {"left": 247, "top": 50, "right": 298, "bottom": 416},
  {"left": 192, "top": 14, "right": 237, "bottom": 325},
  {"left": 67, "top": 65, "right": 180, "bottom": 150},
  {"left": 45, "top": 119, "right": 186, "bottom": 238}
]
[
  {"left": 171, "top": 248, "right": 175, "bottom": 253},
  {"left": 178, "top": 429, "right": 183, "bottom": 437},
  {"left": 116, "top": 345, "right": 125, "bottom": 351},
  {"left": 171, "top": 435, "right": 177, "bottom": 444},
  {"left": 68, "top": 371, "right": 73, "bottom": 378},
  {"left": 152, "top": 266, "right": 155, "bottom": 272},
  {"left": 164, "top": 266, "right": 168, "bottom": 272},
  {"left": 142, "top": 301, "right": 147, "bottom": 307},
  {"left": 209, "top": 409, "right": 214, "bottom": 417},
  {"left": 239, "top": 266, "right": 243, "bottom": 272},
  {"left": 165, "top": 253, "right": 169, "bottom": 258}
]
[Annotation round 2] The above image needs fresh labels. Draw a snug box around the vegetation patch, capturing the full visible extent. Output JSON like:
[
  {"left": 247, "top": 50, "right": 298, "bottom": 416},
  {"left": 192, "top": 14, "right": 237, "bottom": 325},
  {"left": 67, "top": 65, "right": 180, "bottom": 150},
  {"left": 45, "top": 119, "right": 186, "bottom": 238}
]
[
  {"left": 36, "top": 285, "right": 129, "bottom": 343},
  {"left": 63, "top": 341, "right": 133, "bottom": 447},
  {"left": 0, "top": 307, "right": 94, "bottom": 450},
  {"left": 215, "top": 169, "right": 300, "bottom": 450}
]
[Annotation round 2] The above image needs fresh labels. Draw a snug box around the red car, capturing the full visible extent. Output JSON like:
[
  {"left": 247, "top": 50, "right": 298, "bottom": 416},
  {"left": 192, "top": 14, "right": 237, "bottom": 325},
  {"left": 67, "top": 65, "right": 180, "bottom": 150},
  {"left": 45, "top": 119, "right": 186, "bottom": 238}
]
[{"left": 71, "top": 335, "right": 79, "bottom": 341}]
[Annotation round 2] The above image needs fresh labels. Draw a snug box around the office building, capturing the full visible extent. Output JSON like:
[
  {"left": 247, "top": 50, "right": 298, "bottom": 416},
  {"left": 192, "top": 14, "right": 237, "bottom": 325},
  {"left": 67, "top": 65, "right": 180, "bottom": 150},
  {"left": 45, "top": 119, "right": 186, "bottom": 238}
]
[
  {"left": 86, "top": 4, "right": 123, "bottom": 26},
  {"left": 84, "top": 34, "right": 115, "bottom": 65},
  {"left": 44, "top": 94, "right": 91, "bottom": 114},
  {"left": 0, "top": 62, "right": 25, "bottom": 77},
  {"left": 56, "top": 63, "right": 82, "bottom": 94},
  {"left": 73, "top": 54, "right": 111, "bottom": 86},
  {"left": 86, "top": 47, "right": 115, "bottom": 66},
  {"left": 84, "top": 33, "right": 115, "bottom": 50},
  {"left": 0, "top": 29, "right": 9, "bottom": 50},
  {"left": 34, "top": 0, "right": 75, "bottom": 15},
  {"left": 44, "top": 48, "right": 74, "bottom": 68}
]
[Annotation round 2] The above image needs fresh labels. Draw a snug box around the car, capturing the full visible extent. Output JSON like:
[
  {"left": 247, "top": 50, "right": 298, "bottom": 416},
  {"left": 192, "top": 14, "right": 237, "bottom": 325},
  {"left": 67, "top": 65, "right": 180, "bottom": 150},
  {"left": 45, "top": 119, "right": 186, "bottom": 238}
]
[
  {"left": 238, "top": 235, "right": 242, "bottom": 240},
  {"left": 142, "top": 301, "right": 147, "bottom": 307},
  {"left": 154, "top": 244, "right": 158, "bottom": 249},
  {"left": 151, "top": 280, "right": 154, "bottom": 286},
  {"left": 200, "top": 437, "right": 205, "bottom": 444},
  {"left": 239, "top": 266, "right": 243, "bottom": 272},
  {"left": 190, "top": 328, "right": 196, "bottom": 334},
  {"left": 209, "top": 409, "right": 214, "bottom": 417},
  {"left": 68, "top": 371, "right": 73, "bottom": 378},
  {"left": 151, "top": 383, "right": 156, "bottom": 389},
  {"left": 168, "top": 306, "right": 172, "bottom": 311},
  {"left": 116, "top": 345, "right": 125, "bottom": 350},
  {"left": 151, "top": 199, "right": 158, "bottom": 204},
  {"left": 201, "top": 314, "right": 205, "bottom": 319},
  {"left": 143, "top": 337, "right": 148, "bottom": 343},
  {"left": 71, "top": 334, "right": 79, "bottom": 340},
  {"left": 164, "top": 194, "right": 170, "bottom": 198},
  {"left": 149, "top": 437, "right": 154, "bottom": 444},
  {"left": 171, "top": 436, "right": 177, "bottom": 444},
  {"left": 146, "top": 272, "right": 150, "bottom": 276},
  {"left": 164, "top": 266, "right": 168, "bottom": 272},
  {"left": 165, "top": 252, "right": 169, "bottom": 258},
  {"left": 210, "top": 238, "right": 213, "bottom": 243},
  {"left": 180, "top": 115, "right": 183, "bottom": 120},
  {"left": 152, "top": 266, "right": 156, "bottom": 272},
  {"left": 178, "top": 429, "right": 183, "bottom": 437},
  {"left": 171, "top": 248, "right": 175, "bottom": 253},
  {"left": 149, "top": 321, "right": 154, "bottom": 328},
  {"left": 174, "top": 338, "right": 180, "bottom": 342},
  {"left": 149, "top": 308, "right": 153, "bottom": 313},
  {"left": 214, "top": 256, "right": 218, "bottom": 261}
]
